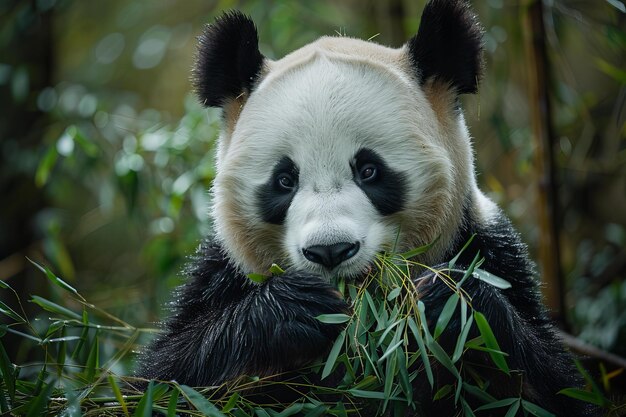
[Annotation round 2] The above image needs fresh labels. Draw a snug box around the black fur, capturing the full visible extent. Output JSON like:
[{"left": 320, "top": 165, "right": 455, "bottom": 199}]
[
  {"left": 413, "top": 203, "right": 597, "bottom": 416},
  {"left": 193, "top": 11, "right": 264, "bottom": 107},
  {"left": 352, "top": 148, "right": 407, "bottom": 216},
  {"left": 407, "top": 0, "right": 483, "bottom": 94},
  {"left": 137, "top": 209, "right": 596, "bottom": 416},
  {"left": 136, "top": 240, "right": 349, "bottom": 386},
  {"left": 257, "top": 157, "right": 299, "bottom": 225}
]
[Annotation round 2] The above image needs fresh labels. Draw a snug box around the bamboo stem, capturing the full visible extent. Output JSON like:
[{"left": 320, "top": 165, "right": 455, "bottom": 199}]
[{"left": 523, "top": 0, "right": 566, "bottom": 324}]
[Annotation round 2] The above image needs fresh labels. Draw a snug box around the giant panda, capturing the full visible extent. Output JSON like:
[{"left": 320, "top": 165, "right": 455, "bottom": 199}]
[{"left": 137, "top": 1, "right": 595, "bottom": 416}]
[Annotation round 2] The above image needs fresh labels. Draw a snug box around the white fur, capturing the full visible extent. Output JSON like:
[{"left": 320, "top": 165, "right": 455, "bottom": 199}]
[{"left": 212, "top": 37, "right": 483, "bottom": 276}]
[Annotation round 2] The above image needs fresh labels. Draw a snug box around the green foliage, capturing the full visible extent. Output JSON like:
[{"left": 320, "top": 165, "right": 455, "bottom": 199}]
[{"left": 1, "top": 247, "right": 615, "bottom": 416}]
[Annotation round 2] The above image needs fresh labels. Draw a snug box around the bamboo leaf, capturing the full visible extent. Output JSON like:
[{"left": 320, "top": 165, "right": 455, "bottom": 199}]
[
  {"left": 62, "top": 386, "right": 81, "bottom": 417},
  {"left": 399, "top": 239, "right": 437, "bottom": 259},
  {"left": 134, "top": 380, "right": 153, "bottom": 417},
  {"left": 396, "top": 351, "right": 412, "bottom": 404},
  {"left": 255, "top": 408, "right": 271, "bottom": 417},
  {"left": 25, "top": 381, "right": 54, "bottom": 417},
  {"left": 387, "top": 287, "right": 401, "bottom": 301},
  {"left": 30, "top": 296, "right": 81, "bottom": 320},
  {"left": 322, "top": 330, "right": 345, "bottom": 379},
  {"left": 434, "top": 293, "right": 459, "bottom": 339},
  {"left": 377, "top": 320, "right": 401, "bottom": 347},
  {"left": 316, "top": 314, "right": 351, "bottom": 324},
  {"left": 557, "top": 388, "right": 606, "bottom": 406},
  {"left": 303, "top": 405, "right": 328, "bottom": 417},
  {"left": 71, "top": 310, "right": 90, "bottom": 359},
  {"left": 35, "top": 146, "right": 58, "bottom": 187},
  {"left": 276, "top": 403, "right": 304, "bottom": 417},
  {"left": 453, "top": 315, "right": 474, "bottom": 363},
  {"left": 108, "top": 375, "right": 129, "bottom": 417},
  {"left": 504, "top": 400, "right": 521, "bottom": 417},
  {"left": 427, "top": 339, "right": 459, "bottom": 379},
  {"left": 269, "top": 263, "right": 285, "bottom": 276},
  {"left": 433, "top": 384, "right": 452, "bottom": 400},
  {"left": 347, "top": 389, "right": 386, "bottom": 400},
  {"left": 462, "top": 382, "right": 497, "bottom": 404},
  {"left": 179, "top": 385, "right": 226, "bottom": 417},
  {"left": 407, "top": 316, "right": 433, "bottom": 388},
  {"left": 472, "top": 269, "right": 511, "bottom": 289},
  {"left": 473, "top": 311, "right": 509, "bottom": 374},
  {"left": 167, "top": 386, "right": 180, "bottom": 417},
  {"left": 521, "top": 400, "right": 556, "bottom": 417},
  {"left": 456, "top": 252, "right": 481, "bottom": 289},
  {"left": 0, "top": 301, "right": 26, "bottom": 323},
  {"left": 56, "top": 327, "right": 67, "bottom": 378},
  {"left": 84, "top": 332, "right": 99, "bottom": 382},
  {"left": 221, "top": 392, "right": 239, "bottom": 413},
  {"left": 460, "top": 397, "right": 477, "bottom": 417},
  {"left": 28, "top": 258, "right": 83, "bottom": 299},
  {"left": 247, "top": 273, "right": 268, "bottom": 284},
  {"left": 475, "top": 398, "right": 519, "bottom": 411},
  {"left": 0, "top": 341, "right": 15, "bottom": 402},
  {"left": 448, "top": 234, "right": 476, "bottom": 269},
  {"left": 378, "top": 339, "right": 404, "bottom": 363}
]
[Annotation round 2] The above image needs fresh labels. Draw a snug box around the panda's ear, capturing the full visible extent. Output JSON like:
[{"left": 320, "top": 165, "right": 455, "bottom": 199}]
[
  {"left": 406, "top": 0, "right": 483, "bottom": 95},
  {"left": 193, "top": 11, "right": 265, "bottom": 107}
]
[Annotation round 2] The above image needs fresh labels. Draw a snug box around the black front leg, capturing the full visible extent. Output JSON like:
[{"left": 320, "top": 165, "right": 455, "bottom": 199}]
[
  {"left": 413, "top": 265, "right": 596, "bottom": 417},
  {"left": 136, "top": 240, "right": 349, "bottom": 387}
]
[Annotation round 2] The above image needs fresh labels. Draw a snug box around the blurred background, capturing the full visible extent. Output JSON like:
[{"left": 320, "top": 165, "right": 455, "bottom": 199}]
[{"left": 0, "top": 0, "right": 624, "bottom": 378}]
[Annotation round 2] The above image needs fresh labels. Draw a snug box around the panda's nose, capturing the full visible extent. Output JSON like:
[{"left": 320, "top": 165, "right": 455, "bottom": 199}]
[{"left": 302, "top": 242, "right": 360, "bottom": 269}]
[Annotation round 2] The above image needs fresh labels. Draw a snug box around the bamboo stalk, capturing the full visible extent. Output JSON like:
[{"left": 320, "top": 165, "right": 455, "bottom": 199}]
[{"left": 523, "top": 0, "right": 566, "bottom": 323}]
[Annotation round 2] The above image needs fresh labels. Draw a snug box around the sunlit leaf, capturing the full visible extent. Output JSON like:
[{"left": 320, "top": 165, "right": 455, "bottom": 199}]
[
  {"left": 246, "top": 273, "right": 268, "bottom": 284},
  {"left": 269, "top": 263, "right": 285, "bottom": 275},
  {"left": 472, "top": 269, "right": 511, "bottom": 289}
]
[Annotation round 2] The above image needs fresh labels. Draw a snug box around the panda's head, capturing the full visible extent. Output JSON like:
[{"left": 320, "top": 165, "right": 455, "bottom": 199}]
[{"left": 196, "top": 0, "right": 484, "bottom": 278}]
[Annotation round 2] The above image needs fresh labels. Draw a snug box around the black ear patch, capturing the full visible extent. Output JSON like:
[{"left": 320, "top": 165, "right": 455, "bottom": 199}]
[
  {"left": 407, "top": 0, "right": 483, "bottom": 94},
  {"left": 193, "top": 11, "right": 265, "bottom": 107}
]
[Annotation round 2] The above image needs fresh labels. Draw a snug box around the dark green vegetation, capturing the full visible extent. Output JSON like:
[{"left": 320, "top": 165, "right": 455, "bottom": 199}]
[{"left": 0, "top": 246, "right": 619, "bottom": 416}]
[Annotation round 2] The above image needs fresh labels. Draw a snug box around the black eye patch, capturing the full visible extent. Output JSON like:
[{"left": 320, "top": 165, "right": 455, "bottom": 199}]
[
  {"left": 256, "top": 157, "right": 299, "bottom": 225},
  {"left": 353, "top": 148, "right": 407, "bottom": 216}
]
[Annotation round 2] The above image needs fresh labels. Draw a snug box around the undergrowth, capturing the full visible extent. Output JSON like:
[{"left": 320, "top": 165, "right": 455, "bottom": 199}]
[{"left": 0, "top": 243, "right": 618, "bottom": 416}]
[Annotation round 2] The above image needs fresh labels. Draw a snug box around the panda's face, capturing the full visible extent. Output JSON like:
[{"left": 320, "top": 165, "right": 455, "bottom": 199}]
[{"left": 212, "top": 45, "right": 459, "bottom": 278}]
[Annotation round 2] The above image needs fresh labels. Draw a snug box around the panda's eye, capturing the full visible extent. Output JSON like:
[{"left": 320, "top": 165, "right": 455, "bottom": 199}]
[
  {"left": 359, "top": 163, "right": 378, "bottom": 182},
  {"left": 277, "top": 173, "right": 296, "bottom": 191}
]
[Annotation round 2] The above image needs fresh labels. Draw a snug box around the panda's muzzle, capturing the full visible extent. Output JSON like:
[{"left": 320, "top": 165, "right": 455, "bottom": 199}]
[{"left": 302, "top": 241, "right": 360, "bottom": 270}]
